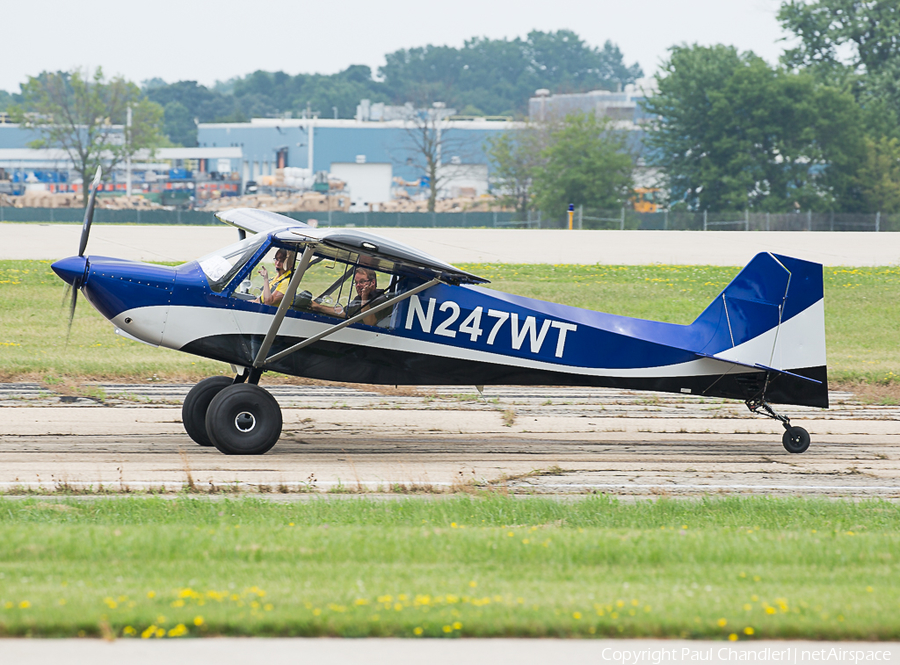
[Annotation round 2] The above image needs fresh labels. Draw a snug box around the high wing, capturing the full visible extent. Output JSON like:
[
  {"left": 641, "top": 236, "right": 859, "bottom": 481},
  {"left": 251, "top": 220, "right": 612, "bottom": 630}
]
[
  {"left": 217, "top": 207, "right": 488, "bottom": 286},
  {"left": 216, "top": 208, "right": 310, "bottom": 236}
]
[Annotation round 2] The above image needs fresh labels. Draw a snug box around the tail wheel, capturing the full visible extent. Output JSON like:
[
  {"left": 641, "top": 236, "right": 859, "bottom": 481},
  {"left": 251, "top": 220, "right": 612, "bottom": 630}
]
[
  {"left": 206, "top": 384, "right": 282, "bottom": 455},
  {"left": 782, "top": 426, "right": 810, "bottom": 454},
  {"left": 182, "top": 376, "right": 235, "bottom": 446}
]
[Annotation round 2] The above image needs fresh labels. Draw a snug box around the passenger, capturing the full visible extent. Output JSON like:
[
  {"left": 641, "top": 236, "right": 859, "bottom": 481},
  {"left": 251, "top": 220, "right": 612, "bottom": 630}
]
[
  {"left": 255, "top": 248, "right": 294, "bottom": 306},
  {"left": 311, "top": 266, "right": 388, "bottom": 326}
]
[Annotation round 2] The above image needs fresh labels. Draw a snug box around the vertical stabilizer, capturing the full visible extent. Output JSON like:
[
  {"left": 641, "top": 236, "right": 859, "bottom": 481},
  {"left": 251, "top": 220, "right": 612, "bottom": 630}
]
[{"left": 689, "top": 252, "right": 827, "bottom": 407}]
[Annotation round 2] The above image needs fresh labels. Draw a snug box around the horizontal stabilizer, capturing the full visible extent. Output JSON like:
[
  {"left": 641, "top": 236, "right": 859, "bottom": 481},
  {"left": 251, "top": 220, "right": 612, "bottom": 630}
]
[
  {"left": 753, "top": 362, "right": 822, "bottom": 385},
  {"left": 692, "top": 352, "right": 822, "bottom": 385}
]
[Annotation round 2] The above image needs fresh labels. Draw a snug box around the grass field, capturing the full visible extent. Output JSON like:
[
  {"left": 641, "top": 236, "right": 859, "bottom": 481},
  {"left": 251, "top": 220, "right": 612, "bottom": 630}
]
[
  {"left": 1, "top": 260, "right": 897, "bottom": 387},
  {"left": 0, "top": 496, "right": 898, "bottom": 640}
]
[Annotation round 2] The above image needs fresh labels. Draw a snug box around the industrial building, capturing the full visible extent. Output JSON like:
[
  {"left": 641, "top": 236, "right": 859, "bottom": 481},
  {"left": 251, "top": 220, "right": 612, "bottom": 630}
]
[
  {"left": 1, "top": 90, "right": 653, "bottom": 209},
  {"left": 528, "top": 78, "right": 656, "bottom": 126},
  {"left": 1, "top": 112, "right": 516, "bottom": 209},
  {"left": 195, "top": 112, "right": 514, "bottom": 209}
]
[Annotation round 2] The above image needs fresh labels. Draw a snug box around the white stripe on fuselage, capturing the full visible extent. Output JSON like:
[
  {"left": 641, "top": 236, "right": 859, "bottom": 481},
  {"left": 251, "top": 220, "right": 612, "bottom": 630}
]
[{"left": 111, "top": 299, "right": 823, "bottom": 380}]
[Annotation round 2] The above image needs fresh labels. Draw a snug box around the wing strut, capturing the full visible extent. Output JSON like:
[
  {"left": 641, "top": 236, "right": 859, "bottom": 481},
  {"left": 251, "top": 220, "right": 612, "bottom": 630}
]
[{"left": 263, "top": 278, "right": 440, "bottom": 366}]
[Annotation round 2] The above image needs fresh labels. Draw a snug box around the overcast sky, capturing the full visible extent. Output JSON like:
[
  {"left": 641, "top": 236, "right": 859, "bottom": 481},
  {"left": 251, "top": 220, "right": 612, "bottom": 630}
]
[{"left": 1, "top": 0, "right": 791, "bottom": 93}]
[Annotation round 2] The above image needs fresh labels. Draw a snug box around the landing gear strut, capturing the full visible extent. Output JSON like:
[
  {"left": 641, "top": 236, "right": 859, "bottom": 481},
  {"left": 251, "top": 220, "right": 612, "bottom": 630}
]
[{"left": 745, "top": 374, "right": 811, "bottom": 454}]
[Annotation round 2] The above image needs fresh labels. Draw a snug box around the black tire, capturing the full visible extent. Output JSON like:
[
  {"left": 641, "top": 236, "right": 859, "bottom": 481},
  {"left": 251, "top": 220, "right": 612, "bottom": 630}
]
[
  {"left": 782, "top": 426, "right": 810, "bottom": 454},
  {"left": 206, "top": 384, "right": 282, "bottom": 455},
  {"left": 182, "top": 376, "right": 234, "bottom": 447}
]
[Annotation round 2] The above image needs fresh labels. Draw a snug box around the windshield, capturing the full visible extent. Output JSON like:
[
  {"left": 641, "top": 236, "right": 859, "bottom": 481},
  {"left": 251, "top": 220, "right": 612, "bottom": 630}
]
[{"left": 196, "top": 233, "right": 268, "bottom": 292}]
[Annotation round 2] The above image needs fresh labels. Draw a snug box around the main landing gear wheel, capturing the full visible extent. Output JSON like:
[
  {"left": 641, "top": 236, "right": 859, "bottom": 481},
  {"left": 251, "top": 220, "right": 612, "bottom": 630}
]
[
  {"left": 182, "top": 376, "right": 234, "bottom": 447},
  {"left": 782, "top": 426, "right": 811, "bottom": 454},
  {"left": 205, "top": 384, "right": 282, "bottom": 455}
]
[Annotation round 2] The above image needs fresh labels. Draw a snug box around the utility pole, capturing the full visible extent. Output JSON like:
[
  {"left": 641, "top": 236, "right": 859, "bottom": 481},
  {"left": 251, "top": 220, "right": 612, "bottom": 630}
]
[
  {"left": 306, "top": 103, "right": 316, "bottom": 174},
  {"left": 433, "top": 102, "right": 445, "bottom": 169},
  {"left": 125, "top": 105, "right": 132, "bottom": 199},
  {"left": 308, "top": 117, "right": 314, "bottom": 173}
]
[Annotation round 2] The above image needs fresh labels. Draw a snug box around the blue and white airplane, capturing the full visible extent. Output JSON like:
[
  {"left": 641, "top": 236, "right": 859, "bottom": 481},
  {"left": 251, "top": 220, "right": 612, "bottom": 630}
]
[{"left": 53, "top": 172, "right": 827, "bottom": 455}]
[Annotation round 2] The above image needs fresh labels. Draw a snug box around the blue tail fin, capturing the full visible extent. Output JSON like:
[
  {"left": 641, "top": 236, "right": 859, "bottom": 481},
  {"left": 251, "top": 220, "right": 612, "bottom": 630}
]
[{"left": 689, "top": 253, "right": 827, "bottom": 407}]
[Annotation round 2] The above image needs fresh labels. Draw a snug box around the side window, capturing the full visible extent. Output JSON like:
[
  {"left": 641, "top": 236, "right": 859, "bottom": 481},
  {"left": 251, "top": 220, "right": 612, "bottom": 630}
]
[
  {"left": 344, "top": 265, "right": 397, "bottom": 328},
  {"left": 231, "top": 247, "right": 296, "bottom": 306},
  {"left": 292, "top": 257, "right": 355, "bottom": 316},
  {"left": 294, "top": 258, "right": 402, "bottom": 328}
]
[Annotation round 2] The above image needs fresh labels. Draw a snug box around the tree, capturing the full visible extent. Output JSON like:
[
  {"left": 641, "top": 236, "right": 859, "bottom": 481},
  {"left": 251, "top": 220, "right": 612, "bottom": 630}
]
[
  {"left": 485, "top": 124, "right": 547, "bottom": 214},
  {"left": 380, "top": 30, "right": 642, "bottom": 116},
  {"left": 779, "top": 0, "right": 900, "bottom": 136},
  {"left": 163, "top": 101, "right": 196, "bottom": 147},
  {"left": 400, "top": 104, "right": 472, "bottom": 212},
  {"left": 135, "top": 30, "right": 640, "bottom": 123},
  {"left": 531, "top": 112, "right": 634, "bottom": 215},
  {"left": 226, "top": 66, "right": 389, "bottom": 119},
  {"left": 144, "top": 80, "right": 239, "bottom": 125},
  {"left": 0, "top": 89, "right": 14, "bottom": 113},
  {"left": 779, "top": 0, "right": 900, "bottom": 80},
  {"left": 643, "top": 45, "right": 865, "bottom": 212},
  {"left": 13, "top": 68, "right": 165, "bottom": 203},
  {"left": 858, "top": 136, "right": 900, "bottom": 213}
]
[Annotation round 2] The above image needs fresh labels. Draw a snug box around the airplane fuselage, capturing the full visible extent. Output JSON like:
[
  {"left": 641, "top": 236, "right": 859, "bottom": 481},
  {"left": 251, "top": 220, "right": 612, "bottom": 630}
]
[{"left": 54, "top": 249, "right": 828, "bottom": 408}]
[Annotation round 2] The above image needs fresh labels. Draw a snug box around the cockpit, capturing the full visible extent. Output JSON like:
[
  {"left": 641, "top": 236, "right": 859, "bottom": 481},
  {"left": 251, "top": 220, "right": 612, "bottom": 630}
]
[{"left": 195, "top": 233, "right": 411, "bottom": 329}]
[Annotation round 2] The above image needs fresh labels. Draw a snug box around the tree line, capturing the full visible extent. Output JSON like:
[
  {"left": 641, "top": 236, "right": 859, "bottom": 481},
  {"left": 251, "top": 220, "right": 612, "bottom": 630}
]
[
  {"left": 645, "top": 0, "right": 900, "bottom": 214},
  {"left": 1, "top": 30, "right": 641, "bottom": 149}
]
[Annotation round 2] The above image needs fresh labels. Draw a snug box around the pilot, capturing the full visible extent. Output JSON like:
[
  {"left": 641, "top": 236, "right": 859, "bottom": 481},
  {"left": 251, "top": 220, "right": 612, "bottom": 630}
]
[
  {"left": 311, "top": 266, "right": 388, "bottom": 326},
  {"left": 256, "top": 248, "right": 295, "bottom": 306}
]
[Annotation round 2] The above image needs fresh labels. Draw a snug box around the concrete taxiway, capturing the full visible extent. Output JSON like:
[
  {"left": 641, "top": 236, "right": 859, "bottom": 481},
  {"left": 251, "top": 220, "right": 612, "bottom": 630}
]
[
  {"left": 3, "top": 223, "right": 899, "bottom": 265},
  {"left": 2, "top": 384, "right": 897, "bottom": 497}
]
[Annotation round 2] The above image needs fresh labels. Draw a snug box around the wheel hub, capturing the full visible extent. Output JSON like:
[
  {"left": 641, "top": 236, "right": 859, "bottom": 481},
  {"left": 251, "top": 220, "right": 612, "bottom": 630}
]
[{"left": 234, "top": 411, "right": 256, "bottom": 433}]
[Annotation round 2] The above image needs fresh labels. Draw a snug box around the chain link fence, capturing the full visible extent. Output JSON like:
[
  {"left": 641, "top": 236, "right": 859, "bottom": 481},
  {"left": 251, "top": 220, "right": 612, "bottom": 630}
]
[
  {"left": 536, "top": 208, "right": 899, "bottom": 232},
  {"left": 1, "top": 203, "right": 897, "bottom": 231}
]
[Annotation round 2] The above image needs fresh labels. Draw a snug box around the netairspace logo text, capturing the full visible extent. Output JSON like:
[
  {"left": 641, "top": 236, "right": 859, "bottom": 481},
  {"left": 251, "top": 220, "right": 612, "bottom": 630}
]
[{"left": 600, "top": 647, "right": 894, "bottom": 665}]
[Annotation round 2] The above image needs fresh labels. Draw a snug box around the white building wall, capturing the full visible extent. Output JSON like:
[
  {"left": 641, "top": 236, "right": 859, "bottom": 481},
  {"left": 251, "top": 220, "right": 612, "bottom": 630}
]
[
  {"left": 437, "top": 163, "right": 489, "bottom": 198},
  {"left": 330, "top": 162, "right": 393, "bottom": 209}
]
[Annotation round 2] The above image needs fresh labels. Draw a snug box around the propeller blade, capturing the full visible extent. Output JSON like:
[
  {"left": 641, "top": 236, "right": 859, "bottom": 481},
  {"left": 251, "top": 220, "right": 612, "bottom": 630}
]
[
  {"left": 65, "top": 281, "right": 79, "bottom": 343},
  {"left": 78, "top": 166, "right": 102, "bottom": 258}
]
